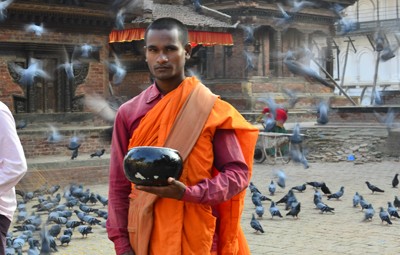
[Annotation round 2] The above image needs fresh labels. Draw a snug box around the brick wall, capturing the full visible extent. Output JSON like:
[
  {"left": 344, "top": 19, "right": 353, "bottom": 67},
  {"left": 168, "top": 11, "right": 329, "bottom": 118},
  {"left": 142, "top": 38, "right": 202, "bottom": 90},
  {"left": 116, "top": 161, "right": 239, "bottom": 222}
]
[{"left": 0, "top": 28, "right": 110, "bottom": 113}]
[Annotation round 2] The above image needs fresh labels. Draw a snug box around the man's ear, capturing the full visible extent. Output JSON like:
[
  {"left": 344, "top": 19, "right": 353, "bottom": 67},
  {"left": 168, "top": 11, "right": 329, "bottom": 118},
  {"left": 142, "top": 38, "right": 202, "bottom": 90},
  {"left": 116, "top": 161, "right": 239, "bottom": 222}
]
[{"left": 184, "top": 43, "right": 192, "bottom": 59}]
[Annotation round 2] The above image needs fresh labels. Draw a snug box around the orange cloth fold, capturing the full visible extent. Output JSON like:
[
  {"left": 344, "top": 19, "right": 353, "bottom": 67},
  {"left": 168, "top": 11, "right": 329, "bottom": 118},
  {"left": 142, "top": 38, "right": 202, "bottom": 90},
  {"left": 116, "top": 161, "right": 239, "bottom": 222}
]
[{"left": 127, "top": 77, "right": 258, "bottom": 255}]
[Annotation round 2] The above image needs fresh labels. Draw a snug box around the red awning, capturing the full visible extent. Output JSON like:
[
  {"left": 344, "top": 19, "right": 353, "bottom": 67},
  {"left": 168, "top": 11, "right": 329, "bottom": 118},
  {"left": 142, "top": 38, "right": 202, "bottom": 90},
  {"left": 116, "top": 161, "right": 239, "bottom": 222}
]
[{"left": 109, "top": 28, "right": 233, "bottom": 47}]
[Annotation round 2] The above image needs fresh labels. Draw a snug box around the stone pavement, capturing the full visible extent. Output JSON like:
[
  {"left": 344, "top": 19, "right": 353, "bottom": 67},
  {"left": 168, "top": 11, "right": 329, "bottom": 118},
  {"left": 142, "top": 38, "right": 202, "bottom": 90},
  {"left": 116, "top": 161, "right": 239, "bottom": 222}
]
[
  {"left": 243, "top": 160, "right": 400, "bottom": 255},
  {"left": 13, "top": 159, "right": 399, "bottom": 255}
]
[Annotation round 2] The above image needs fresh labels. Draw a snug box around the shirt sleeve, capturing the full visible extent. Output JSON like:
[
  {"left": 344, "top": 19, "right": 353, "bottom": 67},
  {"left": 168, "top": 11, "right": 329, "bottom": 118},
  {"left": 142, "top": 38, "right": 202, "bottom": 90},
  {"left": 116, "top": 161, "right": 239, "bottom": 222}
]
[
  {"left": 0, "top": 106, "right": 27, "bottom": 197},
  {"left": 106, "top": 110, "right": 134, "bottom": 255},
  {"left": 181, "top": 129, "right": 249, "bottom": 206}
]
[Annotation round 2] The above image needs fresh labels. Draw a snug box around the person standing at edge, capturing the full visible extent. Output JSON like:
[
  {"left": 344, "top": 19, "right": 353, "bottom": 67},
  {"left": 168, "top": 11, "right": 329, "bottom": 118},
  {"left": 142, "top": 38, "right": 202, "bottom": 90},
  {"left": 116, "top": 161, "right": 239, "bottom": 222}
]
[
  {"left": 0, "top": 101, "right": 27, "bottom": 255},
  {"left": 106, "top": 17, "right": 259, "bottom": 255}
]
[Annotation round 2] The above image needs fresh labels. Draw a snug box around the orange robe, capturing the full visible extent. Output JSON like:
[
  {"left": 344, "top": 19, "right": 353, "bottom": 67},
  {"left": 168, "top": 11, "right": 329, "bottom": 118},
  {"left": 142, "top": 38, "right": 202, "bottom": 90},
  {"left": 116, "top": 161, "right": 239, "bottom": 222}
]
[{"left": 128, "top": 76, "right": 258, "bottom": 254}]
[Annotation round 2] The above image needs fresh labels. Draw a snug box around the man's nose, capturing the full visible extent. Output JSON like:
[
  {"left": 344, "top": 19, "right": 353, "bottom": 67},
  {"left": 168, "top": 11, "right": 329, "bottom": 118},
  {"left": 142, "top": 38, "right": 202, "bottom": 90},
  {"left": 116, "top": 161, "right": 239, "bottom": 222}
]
[{"left": 157, "top": 53, "right": 168, "bottom": 63}]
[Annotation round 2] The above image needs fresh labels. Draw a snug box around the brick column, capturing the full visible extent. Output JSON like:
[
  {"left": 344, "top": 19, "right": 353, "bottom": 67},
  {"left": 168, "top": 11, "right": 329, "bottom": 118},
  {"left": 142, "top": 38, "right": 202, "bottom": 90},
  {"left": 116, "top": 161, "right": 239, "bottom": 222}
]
[{"left": 274, "top": 30, "right": 283, "bottom": 77}]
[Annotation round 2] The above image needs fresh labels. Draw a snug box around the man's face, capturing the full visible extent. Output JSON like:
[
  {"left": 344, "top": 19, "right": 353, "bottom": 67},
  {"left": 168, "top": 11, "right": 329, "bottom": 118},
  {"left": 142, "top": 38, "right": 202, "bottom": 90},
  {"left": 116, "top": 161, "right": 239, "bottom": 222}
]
[{"left": 145, "top": 28, "right": 190, "bottom": 85}]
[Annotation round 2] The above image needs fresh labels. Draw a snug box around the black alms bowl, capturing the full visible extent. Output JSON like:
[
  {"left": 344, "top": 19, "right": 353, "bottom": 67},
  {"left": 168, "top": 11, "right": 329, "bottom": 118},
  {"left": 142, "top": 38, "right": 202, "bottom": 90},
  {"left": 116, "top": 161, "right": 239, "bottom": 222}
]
[{"left": 123, "top": 146, "right": 183, "bottom": 186}]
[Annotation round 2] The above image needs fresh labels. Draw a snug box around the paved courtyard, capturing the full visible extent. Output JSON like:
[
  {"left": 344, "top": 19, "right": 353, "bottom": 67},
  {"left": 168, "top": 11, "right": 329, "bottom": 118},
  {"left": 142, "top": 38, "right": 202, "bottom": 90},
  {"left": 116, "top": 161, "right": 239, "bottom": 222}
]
[
  {"left": 11, "top": 159, "right": 400, "bottom": 255},
  {"left": 243, "top": 160, "right": 400, "bottom": 255}
]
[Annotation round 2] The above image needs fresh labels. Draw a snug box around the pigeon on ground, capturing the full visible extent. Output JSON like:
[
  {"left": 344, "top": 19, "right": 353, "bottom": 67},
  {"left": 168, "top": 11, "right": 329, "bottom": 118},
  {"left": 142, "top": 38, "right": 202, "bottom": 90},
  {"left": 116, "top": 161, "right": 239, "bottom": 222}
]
[
  {"left": 268, "top": 180, "right": 276, "bottom": 196},
  {"left": 269, "top": 201, "right": 283, "bottom": 219},
  {"left": 392, "top": 174, "right": 399, "bottom": 188},
  {"left": 249, "top": 182, "right": 261, "bottom": 194},
  {"left": 379, "top": 207, "right": 392, "bottom": 225},
  {"left": 250, "top": 213, "right": 264, "bottom": 233},
  {"left": 359, "top": 195, "right": 369, "bottom": 211},
  {"left": 90, "top": 149, "right": 105, "bottom": 158},
  {"left": 365, "top": 181, "right": 384, "bottom": 194},
  {"left": 286, "top": 202, "right": 301, "bottom": 219},
  {"left": 71, "top": 149, "right": 78, "bottom": 160},
  {"left": 387, "top": 202, "right": 400, "bottom": 219},
  {"left": 251, "top": 192, "right": 262, "bottom": 207},
  {"left": 0, "top": 0, "right": 13, "bottom": 22},
  {"left": 285, "top": 189, "right": 298, "bottom": 210},
  {"left": 364, "top": 204, "right": 375, "bottom": 221},
  {"left": 291, "top": 183, "right": 306, "bottom": 192},
  {"left": 327, "top": 186, "right": 344, "bottom": 200},
  {"left": 276, "top": 192, "right": 289, "bottom": 205},
  {"left": 394, "top": 196, "right": 400, "bottom": 208},
  {"left": 59, "top": 233, "right": 72, "bottom": 246},
  {"left": 353, "top": 192, "right": 360, "bottom": 207},
  {"left": 320, "top": 182, "right": 332, "bottom": 195},
  {"left": 316, "top": 201, "right": 335, "bottom": 214},
  {"left": 255, "top": 205, "right": 264, "bottom": 218},
  {"left": 96, "top": 194, "right": 108, "bottom": 207},
  {"left": 307, "top": 182, "right": 323, "bottom": 188},
  {"left": 78, "top": 226, "right": 93, "bottom": 238}
]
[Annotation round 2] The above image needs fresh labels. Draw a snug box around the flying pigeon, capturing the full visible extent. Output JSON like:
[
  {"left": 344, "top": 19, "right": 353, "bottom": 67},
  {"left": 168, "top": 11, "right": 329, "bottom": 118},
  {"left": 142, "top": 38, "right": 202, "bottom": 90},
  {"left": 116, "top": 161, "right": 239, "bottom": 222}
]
[
  {"left": 283, "top": 50, "right": 334, "bottom": 89},
  {"left": 276, "top": 170, "right": 286, "bottom": 189},
  {"left": 10, "top": 58, "right": 51, "bottom": 87},
  {"left": 115, "top": 8, "right": 125, "bottom": 30},
  {"left": 289, "top": 0, "right": 317, "bottom": 13},
  {"left": 25, "top": 23, "right": 46, "bottom": 37},
  {"left": 107, "top": 52, "right": 127, "bottom": 85},
  {"left": 317, "top": 101, "right": 329, "bottom": 125},
  {"left": 46, "top": 124, "right": 63, "bottom": 143},
  {"left": 0, "top": 0, "right": 13, "bottom": 21}
]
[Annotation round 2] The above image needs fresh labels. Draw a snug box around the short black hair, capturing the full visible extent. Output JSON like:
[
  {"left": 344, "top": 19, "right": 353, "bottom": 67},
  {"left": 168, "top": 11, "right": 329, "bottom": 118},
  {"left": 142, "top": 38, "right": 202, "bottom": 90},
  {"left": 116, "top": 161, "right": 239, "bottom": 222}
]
[{"left": 144, "top": 17, "right": 189, "bottom": 46}]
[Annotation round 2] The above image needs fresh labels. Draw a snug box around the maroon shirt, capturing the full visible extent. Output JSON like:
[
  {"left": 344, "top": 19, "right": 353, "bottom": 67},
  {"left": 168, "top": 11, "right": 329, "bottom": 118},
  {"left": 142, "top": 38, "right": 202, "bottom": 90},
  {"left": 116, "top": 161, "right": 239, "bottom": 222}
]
[{"left": 106, "top": 83, "right": 249, "bottom": 255}]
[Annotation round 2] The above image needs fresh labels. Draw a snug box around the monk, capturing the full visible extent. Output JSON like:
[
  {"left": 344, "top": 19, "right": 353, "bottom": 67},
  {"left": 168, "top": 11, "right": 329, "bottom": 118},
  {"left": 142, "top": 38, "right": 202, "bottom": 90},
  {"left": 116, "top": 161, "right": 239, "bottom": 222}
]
[{"left": 106, "top": 17, "right": 258, "bottom": 255}]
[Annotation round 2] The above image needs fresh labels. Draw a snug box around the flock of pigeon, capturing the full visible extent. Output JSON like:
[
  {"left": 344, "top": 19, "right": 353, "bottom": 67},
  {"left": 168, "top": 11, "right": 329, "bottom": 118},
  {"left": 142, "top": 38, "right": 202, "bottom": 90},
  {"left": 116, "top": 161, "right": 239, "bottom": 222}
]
[
  {"left": 6, "top": 183, "right": 108, "bottom": 255},
  {"left": 249, "top": 170, "right": 400, "bottom": 234}
]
